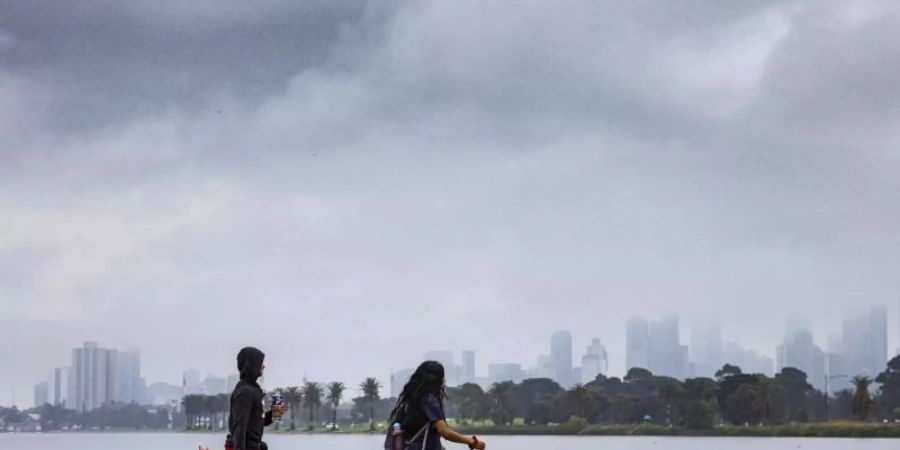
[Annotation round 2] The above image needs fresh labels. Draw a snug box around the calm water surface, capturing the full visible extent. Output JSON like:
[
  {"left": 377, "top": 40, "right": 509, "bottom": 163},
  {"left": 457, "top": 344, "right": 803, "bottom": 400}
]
[{"left": 0, "top": 433, "right": 895, "bottom": 450}]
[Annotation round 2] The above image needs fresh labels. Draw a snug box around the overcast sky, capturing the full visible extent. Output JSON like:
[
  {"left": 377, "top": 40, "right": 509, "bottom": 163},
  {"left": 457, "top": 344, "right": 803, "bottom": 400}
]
[{"left": 2, "top": 0, "right": 900, "bottom": 407}]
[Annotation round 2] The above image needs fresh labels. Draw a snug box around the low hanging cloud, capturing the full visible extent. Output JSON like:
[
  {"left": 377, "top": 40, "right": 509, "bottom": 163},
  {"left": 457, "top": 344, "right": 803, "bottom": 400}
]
[{"left": 2, "top": 0, "right": 899, "bottom": 405}]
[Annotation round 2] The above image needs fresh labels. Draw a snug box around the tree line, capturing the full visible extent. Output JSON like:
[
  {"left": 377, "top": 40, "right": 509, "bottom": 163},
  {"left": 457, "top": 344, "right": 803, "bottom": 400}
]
[{"left": 443, "top": 356, "right": 900, "bottom": 429}]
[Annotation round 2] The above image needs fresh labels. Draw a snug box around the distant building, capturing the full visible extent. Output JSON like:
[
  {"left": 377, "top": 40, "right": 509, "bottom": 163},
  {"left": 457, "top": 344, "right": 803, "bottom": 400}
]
[
  {"left": 648, "top": 316, "right": 687, "bottom": 379},
  {"left": 626, "top": 318, "right": 650, "bottom": 372},
  {"left": 34, "top": 382, "right": 48, "bottom": 407},
  {"left": 115, "top": 349, "right": 142, "bottom": 404},
  {"left": 423, "top": 351, "right": 459, "bottom": 385},
  {"left": 146, "top": 382, "right": 183, "bottom": 406},
  {"left": 778, "top": 327, "right": 826, "bottom": 390},
  {"left": 690, "top": 323, "right": 724, "bottom": 378},
  {"left": 488, "top": 363, "right": 524, "bottom": 384},
  {"left": 580, "top": 339, "right": 608, "bottom": 384},
  {"left": 551, "top": 331, "right": 573, "bottom": 387},
  {"left": 841, "top": 306, "right": 888, "bottom": 378},
  {"left": 722, "top": 342, "right": 773, "bottom": 376},
  {"left": 527, "top": 355, "right": 554, "bottom": 379},
  {"left": 203, "top": 375, "right": 227, "bottom": 395},
  {"left": 461, "top": 351, "right": 476, "bottom": 384},
  {"left": 71, "top": 342, "right": 117, "bottom": 411},
  {"left": 47, "top": 367, "right": 70, "bottom": 406},
  {"left": 391, "top": 368, "right": 414, "bottom": 397},
  {"left": 183, "top": 369, "right": 203, "bottom": 395}
]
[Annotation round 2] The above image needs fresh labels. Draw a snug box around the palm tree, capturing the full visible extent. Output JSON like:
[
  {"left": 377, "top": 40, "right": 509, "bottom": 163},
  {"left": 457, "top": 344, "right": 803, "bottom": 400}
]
[
  {"left": 326, "top": 382, "right": 346, "bottom": 431},
  {"left": 302, "top": 382, "right": 324, "bottom": 430},
  {"left": 851, "top": 376, "right": 875, "bottom": 420},
  {"left": 359, "top": 377, "right": 382, "bottom": 431},
  {"left": 282, "top": 386, "right": 302, "bottom": 430}
]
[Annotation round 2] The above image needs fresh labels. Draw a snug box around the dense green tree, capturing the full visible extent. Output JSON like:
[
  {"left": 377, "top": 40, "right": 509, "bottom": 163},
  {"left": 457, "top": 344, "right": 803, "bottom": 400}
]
[
  {"left": 876, "top": 356, "right": 900, "bottom": 415},
  {"left": 658, "top": 380, "right": 685, "bottom": 426},
  {"left": 488, "top": 381, "right": 516, "bottom": 426},
  {"left": 452, "top": 383, "right": 490, "bottom": 424},
  {"left": 551, "top": 384, "right": 607, "bottom": 424},
  {"left": 513, "top": 378, "right": 563, "bottom": 425},
  {"left": 774, "top": 367, "right": 813, "bottom": 422}
]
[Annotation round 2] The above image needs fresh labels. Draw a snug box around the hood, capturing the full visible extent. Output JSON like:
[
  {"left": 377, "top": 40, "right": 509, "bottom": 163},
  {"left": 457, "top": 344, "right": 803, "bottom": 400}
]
[{"left": 237, "top": 346, "right": 265, "bottom": 382}]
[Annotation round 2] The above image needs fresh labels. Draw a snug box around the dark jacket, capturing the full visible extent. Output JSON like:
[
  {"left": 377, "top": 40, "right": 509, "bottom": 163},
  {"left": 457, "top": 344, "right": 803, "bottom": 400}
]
[
  {"left": 226, "top": 379, "right": 273, "bottom": 450},
  {"left": 226, "top": 347, "right": 271, "bottom": 450}
]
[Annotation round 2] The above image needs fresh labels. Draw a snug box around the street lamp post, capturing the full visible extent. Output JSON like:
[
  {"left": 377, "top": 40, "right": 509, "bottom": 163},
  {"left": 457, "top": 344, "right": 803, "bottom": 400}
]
[{"left": 824, "top": 374, "right": 849, "bottom": 421}]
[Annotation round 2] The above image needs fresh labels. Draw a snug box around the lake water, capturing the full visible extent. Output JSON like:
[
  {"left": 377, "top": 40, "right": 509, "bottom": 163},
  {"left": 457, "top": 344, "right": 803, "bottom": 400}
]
[{"left": 0, "top": 433, "right": 896, "bottom": 450}]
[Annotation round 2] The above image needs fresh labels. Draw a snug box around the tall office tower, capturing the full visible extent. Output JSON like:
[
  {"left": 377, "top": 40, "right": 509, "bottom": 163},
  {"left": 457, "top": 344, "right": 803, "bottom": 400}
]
[
  {"left": 551, "top": 330, "right": 574, "bottom": 387},
  {"left": 626, "top": 318, "right": 650, "bottom": 372}
]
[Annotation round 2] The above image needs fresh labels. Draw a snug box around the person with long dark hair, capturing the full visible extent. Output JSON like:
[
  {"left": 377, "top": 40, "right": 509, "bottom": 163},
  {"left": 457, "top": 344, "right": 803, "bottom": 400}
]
[
  {"left": 386, "top": 361, "right": 487, "bottom": 450},
  {"left": 225, "top": 347, "right": 284, "bottom": 450}
]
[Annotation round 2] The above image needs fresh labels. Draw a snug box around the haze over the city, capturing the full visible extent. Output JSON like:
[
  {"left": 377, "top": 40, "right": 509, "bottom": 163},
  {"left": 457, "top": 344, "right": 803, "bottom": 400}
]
[{"left": 2, "top": 0, "right": 899, "bottom": 408}]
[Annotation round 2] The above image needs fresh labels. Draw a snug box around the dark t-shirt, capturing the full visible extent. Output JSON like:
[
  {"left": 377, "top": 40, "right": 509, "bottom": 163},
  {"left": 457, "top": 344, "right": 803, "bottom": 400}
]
[{"left": 387, "top": 394, "right": 445, "bottom": 450}]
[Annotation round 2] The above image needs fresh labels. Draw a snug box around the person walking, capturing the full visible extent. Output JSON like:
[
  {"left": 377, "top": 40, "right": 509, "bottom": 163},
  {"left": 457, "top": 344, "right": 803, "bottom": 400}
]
[
  {"left": 225, "top": 347, "right": 284, "bottom": 450},
  {"left": 385, "top": 361, "right": 486, "bottom": 450}
]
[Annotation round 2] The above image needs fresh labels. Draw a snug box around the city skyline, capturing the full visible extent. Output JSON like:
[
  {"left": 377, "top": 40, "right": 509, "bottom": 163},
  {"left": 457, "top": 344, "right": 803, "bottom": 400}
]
[{"left": 21, "top": 304, "right": 897, "bottom": 410}]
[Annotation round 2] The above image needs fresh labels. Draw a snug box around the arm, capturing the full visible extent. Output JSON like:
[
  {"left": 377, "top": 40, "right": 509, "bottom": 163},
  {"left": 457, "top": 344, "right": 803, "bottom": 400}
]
[
  {"left": 231, "top": 390, "right": 253, "bottom": 450},
  {"left": 434, "top": 420, "right": 483, "bottom": 449}
]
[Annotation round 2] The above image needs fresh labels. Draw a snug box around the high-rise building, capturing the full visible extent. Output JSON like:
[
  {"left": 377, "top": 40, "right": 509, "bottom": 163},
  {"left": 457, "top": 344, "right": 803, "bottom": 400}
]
[
  {"left": 580, "top": 339, "right": 609, "bottom": 384},
  {"left": 461, "top": 351, "right": 476, "bottom": 384},
  {"left": 203, "top": 375, "right": 228, "bottom": 395},
  {"left": 840, "top": 305, "right": 888, "bottom": 379},
  {"left": 626, "top": 318, "right": 650, "bottom": 371},
  {"left": 649, "top": 316, "right": 686, "bottom": 379},
  {"left": 115, "top": 349, "right": 142, "bottom": 404},
  {"left": 72, "top": 342, "right": 119, "bottom": 412},
  {"left": 47, "top": 367, "right": 70, "bottom": 406},
  {"left": 778, "top": 328, "right": 826, "bottom": 390},
  {"left": 423, "top": 351, "right": 458, "bottom": 385},
  {"left": 488, "top": 363, "right": 524, "bottom": 384},
  {"left": 34, "top": 382, "right": 48, "bottom": 407},
  {"left": 722, "top": 342, "right": 773, "bottom": 376},
  {"left": 390, "top": 368, "right": 414, "bottom": 397},
  {"left": 551, "top": 330, "right": 573, "bottom": 387},
  {"left": 183, "top": 369, "right": 203, "bottom": 395},
  {"left": 690, "top": 323, "right": 724, "bottom": 378}
]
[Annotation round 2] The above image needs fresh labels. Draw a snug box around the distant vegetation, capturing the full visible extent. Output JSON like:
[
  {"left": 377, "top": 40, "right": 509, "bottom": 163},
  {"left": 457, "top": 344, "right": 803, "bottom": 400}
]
[{"left": 6, "top": 356, "right": 900, "bottom": 436}]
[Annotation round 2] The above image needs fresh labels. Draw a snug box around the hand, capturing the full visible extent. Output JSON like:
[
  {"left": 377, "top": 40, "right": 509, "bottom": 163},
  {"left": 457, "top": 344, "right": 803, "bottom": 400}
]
[
  {"left": 272, "top": 404, "right": 286, "bottom": 418},
  {"left": 468, "top": 437, "right": 486, "bottom": 450}
]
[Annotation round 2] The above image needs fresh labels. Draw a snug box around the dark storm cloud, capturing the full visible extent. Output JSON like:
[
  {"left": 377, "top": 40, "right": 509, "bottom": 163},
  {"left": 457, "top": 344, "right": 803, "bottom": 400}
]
[{"left": 0, "top": 0, "right": 368, "bottom": 132}]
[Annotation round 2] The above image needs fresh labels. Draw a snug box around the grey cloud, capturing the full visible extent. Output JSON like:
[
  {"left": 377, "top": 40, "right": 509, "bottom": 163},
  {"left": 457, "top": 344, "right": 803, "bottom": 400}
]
[{"left": 2, "top": 1, "right": 900, "bottom": 405}]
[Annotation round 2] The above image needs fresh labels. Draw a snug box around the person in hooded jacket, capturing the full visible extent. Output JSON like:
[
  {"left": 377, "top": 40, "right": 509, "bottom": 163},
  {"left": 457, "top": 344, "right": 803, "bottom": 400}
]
[{"left": 225, "top": 347, "right": 284, "bottom": 450}]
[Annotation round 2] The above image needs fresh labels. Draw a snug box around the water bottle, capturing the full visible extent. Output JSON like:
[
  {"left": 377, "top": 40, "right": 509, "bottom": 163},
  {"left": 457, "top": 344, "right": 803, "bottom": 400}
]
[{"left": 391, "top": 422, "right": 404, "bottom": 450}]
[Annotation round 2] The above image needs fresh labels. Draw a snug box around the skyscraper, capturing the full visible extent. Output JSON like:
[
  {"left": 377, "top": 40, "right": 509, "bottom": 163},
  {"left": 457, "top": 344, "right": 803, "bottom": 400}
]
[
  {"left": 690, "top": 323, "right": 724, "bottom": 377},
  {"left": 183, "top": 369, "right": 203, "bottom": 395},
  {"left": 551, "top": 330, "right": 573, "bottom": 387},
  {"left": 649, "top": 315, "right": 686, "bottom": 378},
  {"left": 580, "top": 339, "right": 608, "bottom": 384},
  {"left": 423, "top": 351, "right": 458, "bottom": 385},
  {"left": 488, "top": 363, "right": 524, "bottom": 384},
  {"left": 626, "top": 318, "right": 650, "bottom": 372},
  {"left": 461, "top": 351, "right": 476, "bottom": 384},
  {"left": 47, "top": 367, "right": 70, "bottom": 406},
  {"left": 72, "top": 342, "right": 118, "bottom": 411},
  {"left": 34, "top": 382, "right": 48, "bottom": 407},
  {"left": 779, "top": 327, "right": 826, "bottom": 390},
  {"left": 841, "top": 305, "right": 888, "bottom": 378}
]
